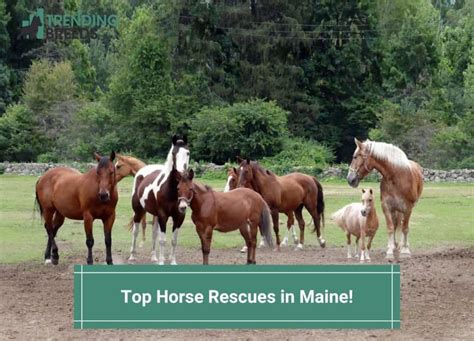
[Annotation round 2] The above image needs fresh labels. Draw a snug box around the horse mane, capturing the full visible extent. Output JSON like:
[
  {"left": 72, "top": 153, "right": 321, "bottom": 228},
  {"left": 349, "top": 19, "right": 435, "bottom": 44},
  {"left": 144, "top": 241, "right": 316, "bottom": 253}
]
[
  {"left": 193, "top": 182, "right": 213, "bottom": 192},
  {"left": 119, "top": 154, "right": 146, "bottom": 168},
  {"left": 365, "top": 141, "right": 411, "bottom": 169}
]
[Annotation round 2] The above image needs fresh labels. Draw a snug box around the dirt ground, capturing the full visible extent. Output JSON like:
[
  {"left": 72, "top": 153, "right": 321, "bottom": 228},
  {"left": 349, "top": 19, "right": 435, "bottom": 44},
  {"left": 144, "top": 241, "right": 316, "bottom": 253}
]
[{"left": 0, "top": 245, "right": 473, "bottom": 340}]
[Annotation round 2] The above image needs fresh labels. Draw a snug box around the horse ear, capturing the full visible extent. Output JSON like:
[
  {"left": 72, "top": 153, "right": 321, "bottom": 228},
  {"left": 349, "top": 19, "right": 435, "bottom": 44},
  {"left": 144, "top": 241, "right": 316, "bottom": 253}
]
[
  {"left": 188, "top": 169, "right": 194, "bottom": 180},
  {"left": 93, "top": 152, "right": 101, "bottom": 162},
  {"left": 362, "top": 188, "right": 365, "bottom": 193},
  {"left": 172, "top": 134, "right": 178, "bottom": 145},
  {"left": 110, "top": 151, "right": 116, "bottom": 161},
  {"left": 175, "top": 171, "right": 182, "bottom": 182},
  {"left": 246, "top": 158, "right": 250, "bottom": 165},
  {"left": 236, "top": 156, "right": 243, "bottom": 163},
  {"left": 354, "top": 138, "right": 362, "bottom": 148},
  {"left": 233, "top": 167, "right": 237, "bottom": 174},
  {"left": 182, "top": 135, "right": 188, "bottom": 144},
  {"left": 369, "top": 188, "right": 373, "bottom": 194}
]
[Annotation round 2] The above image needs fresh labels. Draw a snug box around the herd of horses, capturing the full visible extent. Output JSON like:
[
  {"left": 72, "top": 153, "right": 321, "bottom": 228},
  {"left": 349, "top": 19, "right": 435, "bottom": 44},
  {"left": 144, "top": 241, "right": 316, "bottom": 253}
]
[{"left": 35, "top": 135, "right": 423, "bottom": 265}]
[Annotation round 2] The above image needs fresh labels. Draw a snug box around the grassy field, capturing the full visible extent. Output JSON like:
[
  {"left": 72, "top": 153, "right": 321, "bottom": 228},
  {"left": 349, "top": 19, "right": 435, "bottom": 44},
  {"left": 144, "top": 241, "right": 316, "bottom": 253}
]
[{"left": 0, "top": 175, "right": 472, "bottom": 264}]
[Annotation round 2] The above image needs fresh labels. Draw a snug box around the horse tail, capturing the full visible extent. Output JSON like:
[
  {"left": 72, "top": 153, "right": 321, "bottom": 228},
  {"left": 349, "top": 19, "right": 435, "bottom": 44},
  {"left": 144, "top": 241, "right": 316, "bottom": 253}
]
[
  {"left": 127, "top": 217, "right": 135, "bottom": 231},
  {"left": 312, "top": 177, "right": 325, "bottom": 232},
  {"left": 259, "top": 202, "right": 274, "bottom": 248},
  {"left": 330, "top": 207, "right": 347, "bottom": 230},
  {"left": 34, "top": 180, "right": 43, "bottom": 223}
]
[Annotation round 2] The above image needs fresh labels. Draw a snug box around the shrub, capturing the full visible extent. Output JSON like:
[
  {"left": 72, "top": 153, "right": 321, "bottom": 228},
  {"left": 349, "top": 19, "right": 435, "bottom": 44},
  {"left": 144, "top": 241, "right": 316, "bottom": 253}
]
[{"left": 190, "top": 99, "right": 289, "bottom": 164}]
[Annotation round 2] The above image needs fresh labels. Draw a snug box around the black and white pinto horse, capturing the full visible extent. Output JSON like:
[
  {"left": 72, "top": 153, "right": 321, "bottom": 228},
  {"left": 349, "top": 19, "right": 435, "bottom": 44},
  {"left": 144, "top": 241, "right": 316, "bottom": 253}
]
[{"left": 128, "top": 135, "right": 189, "bottom": 265}]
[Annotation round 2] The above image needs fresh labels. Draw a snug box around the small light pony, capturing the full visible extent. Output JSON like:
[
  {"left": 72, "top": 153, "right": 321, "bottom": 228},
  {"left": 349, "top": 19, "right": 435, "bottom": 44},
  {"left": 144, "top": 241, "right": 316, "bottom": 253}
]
[
  {"left": 224, "top": 166, "right": 298, "bottom": 251},
  {"left": 129, "top": 135, "right": 189, "bottom": 265},
  {"left": 331, "top": 189, "right": 379, "bottom": 263},
  {"left": 35, "top": 152, "right": 118, "bottom": 265},
  {"left": 177, "top": 169, "right": 274, "bottom": 265},
  {"left": 348, "top": 139, "right": 423, "bottom": 259},
  {"left": 115, "top": 154, "right": 157, "bottom": 247}
]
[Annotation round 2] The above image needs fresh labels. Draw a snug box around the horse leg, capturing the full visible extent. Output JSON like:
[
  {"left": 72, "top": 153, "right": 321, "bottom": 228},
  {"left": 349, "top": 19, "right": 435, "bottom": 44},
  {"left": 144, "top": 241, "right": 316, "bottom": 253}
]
[
  {"left": 304, "top": 200, "right": 325, "bottom": 248},
  {"left": 239, "top": 228, "right": 252, "bottom": 264},
  {"left": 50, "top": 212, "right": 65, "bottom": 265},
  {"left": 200, "top": 226, "right": 214, "bottom": 265},
  {"left": 150, "top": 219, "right": 159, "bottom": 263},
  {"left": 83, "top": 212, "right": 94, "bottom": 265},
  {"left": 250, "top": 222, "right": 258, "bottom": 264},
  {"left": 346, "top": 233, "right": 352, "bottom": 259},
  {"left": 157, "top": 216, "right": 168, "bottom": 265},
  {"left": 139, "top": 214, "right": 147, "bottom": 248},
  {"left": 382, "top": 203, "right": 396, "bottom": 260},
  {"left": 102, "top": 213, "right": 115, "bottom": 265},
  {"left": 271, "top": 209, "right": 281, "bottom": 251},
  {"left": 169, "top": 213, "right": 185, "bottom": 265},
  {"left": 294, "top": 206, "right": 305, "bottom": 250},
  {"left": 129, "top": 209, "right": 145, "bottom": 263},
  {"left": 43, "top": 208, "right": 55, "bottom": 265},
  {"left": 281, "top": 212, "right": 292, "bottom": 247},
  {"left": 355, "top": 236, "right": 360, "bottom": 257},
  {"left": 400, "top": 209, "right": 413, "bottom": 258},
  {"left": 359, "top": 229, "right": 366, "bottom": 263}
]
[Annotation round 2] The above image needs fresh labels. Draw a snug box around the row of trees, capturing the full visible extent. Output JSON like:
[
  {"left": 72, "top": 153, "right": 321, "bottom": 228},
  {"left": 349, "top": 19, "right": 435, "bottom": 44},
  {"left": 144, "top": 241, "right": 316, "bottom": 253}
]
[{"left": 0, "top": 0, "right": 472, "bottom": 169}]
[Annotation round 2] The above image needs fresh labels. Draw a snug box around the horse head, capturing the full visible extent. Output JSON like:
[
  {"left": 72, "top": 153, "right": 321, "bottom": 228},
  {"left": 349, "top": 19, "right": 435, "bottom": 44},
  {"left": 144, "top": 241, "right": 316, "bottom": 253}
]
[
  {"left": 176, "top": 169, "right": 194, "bottom": 213},
  {"left": 114, "top": 154, "right": 132, "bottom": 182},
  {"left": 236, "top": 158, "right": 254, "bottom": 189},
  {"left": 347, "top": 138, "right": 374, "bottom": 188},
  {"left": 224, "top": 167, "right": 239, "bottom": 192},
  {"left": 94, "top": 151, "right": 116, "bottom": 202},
  {"left": 360, "top": 188, "right": 374, "bottom": 217},
  {"left": 171, "top": 134, "right": 189, "bottom": 172}
]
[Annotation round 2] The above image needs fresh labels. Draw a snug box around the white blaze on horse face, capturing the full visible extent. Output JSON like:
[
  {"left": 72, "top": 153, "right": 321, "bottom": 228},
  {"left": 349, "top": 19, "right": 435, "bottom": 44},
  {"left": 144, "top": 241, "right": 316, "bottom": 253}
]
[
  {"left": 224, "top": 176, "right": 232, "bottom": 192},
  {"left": 178, "top": 199, "right": 188, "bottom": 211},
  {"left": 175, "top": 147, "right": 189, "bottom": 172}
]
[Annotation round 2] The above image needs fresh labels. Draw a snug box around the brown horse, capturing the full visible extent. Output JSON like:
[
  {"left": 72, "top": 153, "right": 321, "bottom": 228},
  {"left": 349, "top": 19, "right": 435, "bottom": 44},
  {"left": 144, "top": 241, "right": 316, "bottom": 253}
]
[
  {"left": 35, "top": 152, "right": 118, "bottom": 265},
  {"left": 224, "top": 166, "right": 298, "bottom": 251},
  {"left": 237, "top": 159, "right": 325, "bottom": 250},
  {"left": 115, "top": 154, "right": 156, "bottom": 247},
  {"left": 129, "top": 135, "right": 189, "bottom": 265},
  {"left": 177, "top": 169, "right": 274, "bottom": 265},
  {"left": 347, "top": 139, "right": 423, "bottom": 259}
]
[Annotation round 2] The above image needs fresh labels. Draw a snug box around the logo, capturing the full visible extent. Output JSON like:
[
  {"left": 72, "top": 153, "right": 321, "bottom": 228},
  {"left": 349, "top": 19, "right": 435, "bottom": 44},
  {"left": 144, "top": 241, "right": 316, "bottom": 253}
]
[
  {"left": 19, "top": 8, "right": 45, "bottom": 40},
  {"left": 19, "top": 7, "right": 118, "bottom": 42}
]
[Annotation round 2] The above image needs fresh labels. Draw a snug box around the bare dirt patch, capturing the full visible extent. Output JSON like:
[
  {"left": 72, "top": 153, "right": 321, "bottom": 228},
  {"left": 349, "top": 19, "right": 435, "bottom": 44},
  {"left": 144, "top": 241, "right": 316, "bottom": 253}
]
[{"left": 0, "top": 246, "right": 473, "bottom": 340}]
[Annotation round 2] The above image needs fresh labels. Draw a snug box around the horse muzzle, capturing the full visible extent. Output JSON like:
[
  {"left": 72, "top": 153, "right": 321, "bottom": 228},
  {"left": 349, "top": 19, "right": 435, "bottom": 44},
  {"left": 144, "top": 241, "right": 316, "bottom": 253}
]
[
  {"left": 347, "top": 172, "right": 360, "bottom": 188},
  {"left": 178, "top": 200, "right": 188, "bottom": 213},
  {"left": 99, "top": 191, "right": 110, "bottom": 202},
  {"left": 361, "top": 209, "right": 367, "bottom": 217}
]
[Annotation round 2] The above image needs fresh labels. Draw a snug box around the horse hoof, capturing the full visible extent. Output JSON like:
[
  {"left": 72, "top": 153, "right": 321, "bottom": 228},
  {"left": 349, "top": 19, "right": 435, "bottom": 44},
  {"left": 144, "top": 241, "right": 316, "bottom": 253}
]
[
  {"left": 399, "top": 253, "right": 411, "bottom": 259},
  {"left": 366, "top": 258, "right": 371, "bottom": 263},
  {"left": 319, "top": 239, "right": 326, "bottom": 248},
  {"left": 273, "top": 246, "right": 281, "bottom": 252},
  {"left": 128, "top": 256, "right": 136, "bottom": 264},
  {"left": 87, "top": 260, "right": 93, "bottom": 265},
  {"left": 359, "top": 259, "right": 365, "bottom": 264},
  {"left": 170, "top": 261, "right": 177, "bottom": 265},
  {"left": 44, "top": 259, "right": 52, "bottom": 265},
  {"left": 240, "top": 246, "right": 248, "bottom": 253},
  {"left": 151, "top": 256, "right": 159, "bottom": 263},
  {"left": 51, "top": 258, "right": 59, "bottom": 265},
  {"left": 280, "top": 238, "right": 288, "bottom": 247},
  {"left": 385, "top": 253, "right": 394, "bottom": 260},
  {"left": 347, "top": 255, "right": 352, "bottom": 259},
  {"left": 158, "top": 261, "right": 165, "bottom": 266},
  {"left": 295, "top": 243, "right": 304, "bottom": 251}
]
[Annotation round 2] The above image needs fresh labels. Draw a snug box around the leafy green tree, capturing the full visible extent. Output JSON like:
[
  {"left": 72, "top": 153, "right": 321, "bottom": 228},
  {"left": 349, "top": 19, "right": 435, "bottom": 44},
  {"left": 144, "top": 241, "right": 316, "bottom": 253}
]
[
  {"left": 0, "top": 104, "right": 46, "bottom": 161},
  {"left": 191, "top": 99, "right": 288, "bottom": 163},
  {"left": 68, "top": 40, "right": 97, "bottom": 99}
]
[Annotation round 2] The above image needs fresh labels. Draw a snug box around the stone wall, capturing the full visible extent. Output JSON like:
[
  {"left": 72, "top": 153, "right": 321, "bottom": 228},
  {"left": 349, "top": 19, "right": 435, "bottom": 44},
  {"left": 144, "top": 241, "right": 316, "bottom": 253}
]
[{"left": 1, "top": 162, "right": 473, "bottom": 182}]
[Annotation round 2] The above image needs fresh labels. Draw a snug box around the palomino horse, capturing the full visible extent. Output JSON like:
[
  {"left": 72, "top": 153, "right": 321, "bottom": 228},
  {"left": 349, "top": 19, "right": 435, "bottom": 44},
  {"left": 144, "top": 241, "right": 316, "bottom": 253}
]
[
  {"left": 115, "top": 154, "right": 159, "bottom": 247},
  {"left": 237, "top": 159, "right": 325, "bottom": 250},
  {"left": 35, "top": 152, "right": 118, "bottom": 265},
  {"left": 129, "top": 135, "right": 189, "bottom": 265},
  {"left": 224, "top": 166, "right": 298, "bottom": 251},
  {"left": 177, "top": 169, "right": 274, "bottom": 264},
  {"left": 331, "top": 188, "right": 379, "bottom": 263},
  {"left": 347, "top": 139, "right": 423, "bottom": 259}
]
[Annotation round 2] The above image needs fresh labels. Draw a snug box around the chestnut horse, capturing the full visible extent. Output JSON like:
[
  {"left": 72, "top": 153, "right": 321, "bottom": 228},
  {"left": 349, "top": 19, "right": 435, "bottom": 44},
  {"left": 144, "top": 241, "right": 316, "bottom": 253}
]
[
  {"left": 129, "top": 135, "right": 189, "bottom": 265},
  {"left": 224, "top": 167, "right": 298, "bottom": 251},
  {"left": 177, "top": 169, "right": 274, "bottom": 265},
  {"left": 35, "top": 152, "right": 118, "bottom": 265},
  {"left": 237, "top": 159, "right": 325, "bottom": 250},
  {"left": 347, "top": 139, "right": 423, "bottom": 259},
  {"left": 331, "top": 188, "right": 379, "bottom": 263},
  {"left": 115, "top": 154, "right": 159, "bottom": 247}
]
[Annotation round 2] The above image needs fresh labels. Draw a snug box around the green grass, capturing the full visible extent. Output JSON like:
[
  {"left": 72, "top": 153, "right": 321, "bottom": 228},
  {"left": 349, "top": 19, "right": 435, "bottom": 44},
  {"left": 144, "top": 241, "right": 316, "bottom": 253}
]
[{"left": 0, "top": 175, "right": 473, "bottom": 264}]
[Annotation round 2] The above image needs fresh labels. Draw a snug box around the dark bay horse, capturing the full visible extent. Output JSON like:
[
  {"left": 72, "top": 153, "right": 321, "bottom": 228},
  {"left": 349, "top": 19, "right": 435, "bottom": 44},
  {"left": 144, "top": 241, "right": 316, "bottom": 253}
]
[
  {"left": 177, "top": 169, "right": 274, "bottom": 265},
  {"left": 237, "top": 159, "right": 325, "bottom": 251},
  {"left": 129, "top": 135, "right": 189, "bottom": 265},
  {"left": 347, "top": 139, "right": 423, "bottom": 259},
  {"left": 224, "top": 166, "right": 298, "bottom": 251},
  {"left": 35, "top": 152, "right": 118, "bottom": 265}
]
